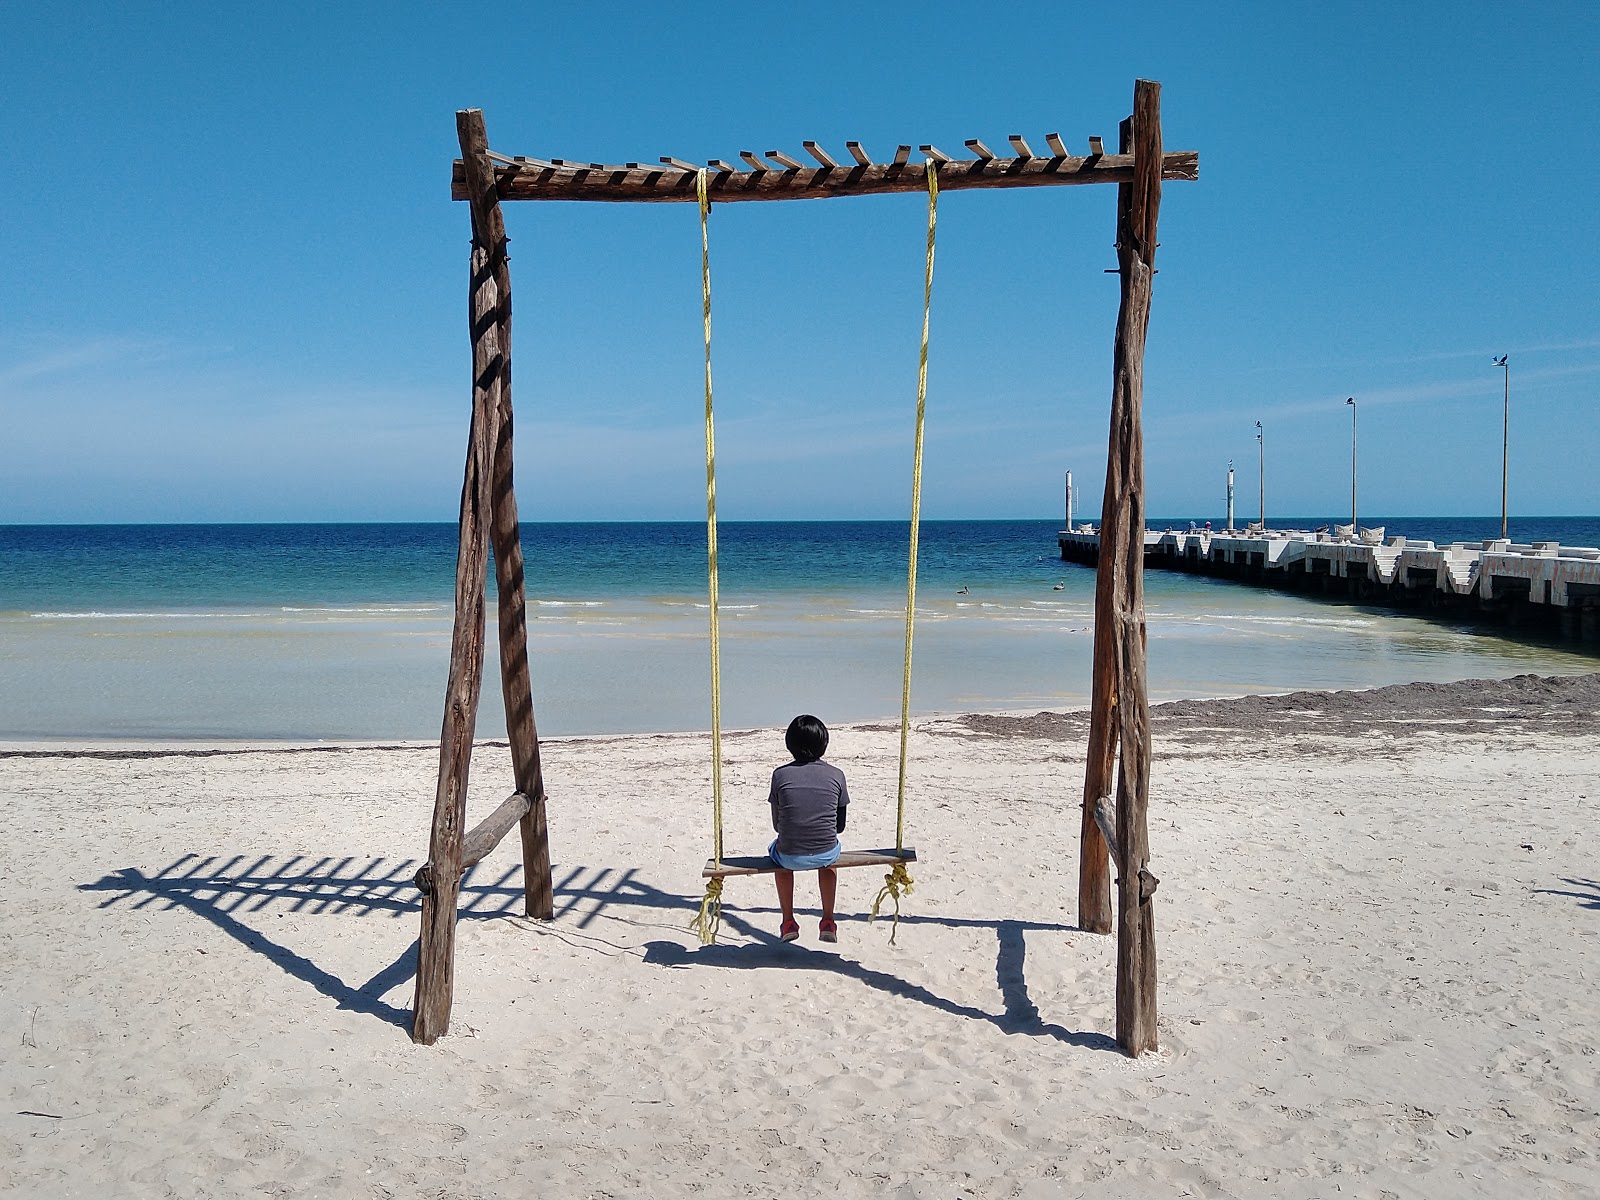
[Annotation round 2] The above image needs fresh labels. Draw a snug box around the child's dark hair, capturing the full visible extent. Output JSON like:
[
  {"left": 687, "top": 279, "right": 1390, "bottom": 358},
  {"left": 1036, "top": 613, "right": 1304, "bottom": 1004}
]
[{"left": 785, "top": 714, "right": 829, "bottom": 763}]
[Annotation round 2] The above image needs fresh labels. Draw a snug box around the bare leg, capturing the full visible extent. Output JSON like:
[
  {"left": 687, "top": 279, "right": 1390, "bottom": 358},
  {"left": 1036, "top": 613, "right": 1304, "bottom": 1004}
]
[
  {"left": 818, "top": 867, "right": 837, "bottom": 923},
  {"left": 774, "top": 869, "right": 795, "bottom": 926}
]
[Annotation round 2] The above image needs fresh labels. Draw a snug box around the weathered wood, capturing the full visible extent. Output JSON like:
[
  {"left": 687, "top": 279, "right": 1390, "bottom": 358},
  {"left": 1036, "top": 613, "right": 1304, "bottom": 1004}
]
[
  {"left": 739, "top": 151, "right": 769, "bottom": 171},
  {"left": 703, "top": 848, "right": 918, "bottom": 879},
  {"left": 1091, "top": 794, "right": 1120, "bottom": 868},
  {"left": 1088, "top": 135, "right": 1105, "bottom": 156},
  {"left": 1106, "top": 80, "right": 1162, "bottom": 1058},
  {"left": 475, "top": 147, "right": 554, "bottom": 927},
  {"left": 966, "top": 138, "right": 996, "bottom": 161},
  {"left": 708, "top": 159, "right": 737, "bottom": 174},
  {"left": 660, "top": 156, "right": 699, "bottom": 172},
  {"left": 413, "top": 791, "right": 532, "bottom": 892},
  {"left": 465, "top": 791, "right": 531, "bottom": 868},
  {"left": 920, "top": 144, "right": 953, "bottom": 163},
  {"left": 846, "top": 140, "right": 871, "bottom": 166},
  {"left": 1008, "top": 134, "right": 1034, "bottom": 158},
  {"left": 412, "top": 110, "right": 506, "bottom": 1047},
  {"left": 452, "top": 150, "right": 1200, "bottom": 203}
]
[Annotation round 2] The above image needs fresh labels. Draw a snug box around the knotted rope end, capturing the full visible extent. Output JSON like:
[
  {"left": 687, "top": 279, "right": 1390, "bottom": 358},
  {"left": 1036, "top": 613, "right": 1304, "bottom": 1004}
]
[
  {"left": 867, "top": 861, "right": 915, "bottom": 945},
  {"left": 689, "top": 876, "right": 724, "bottom": 946}
]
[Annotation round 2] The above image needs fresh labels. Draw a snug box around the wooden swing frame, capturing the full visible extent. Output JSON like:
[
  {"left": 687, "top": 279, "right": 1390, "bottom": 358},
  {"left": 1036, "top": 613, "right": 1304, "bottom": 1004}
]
[{"left": 411, "top": 80, "right": 1196, "bottom": 1055}]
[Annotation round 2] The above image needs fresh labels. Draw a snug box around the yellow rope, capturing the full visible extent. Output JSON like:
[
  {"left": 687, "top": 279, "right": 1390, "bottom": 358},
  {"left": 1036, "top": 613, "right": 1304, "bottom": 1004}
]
[
  {"left": 872, "top": 160, "right": 938, "bottom": 941},
  {"left": 693, "top": 169, "right": 728, "bottom": 944},
  {"left": 690, "top": 874, "right": 723, "bottom": 946}
]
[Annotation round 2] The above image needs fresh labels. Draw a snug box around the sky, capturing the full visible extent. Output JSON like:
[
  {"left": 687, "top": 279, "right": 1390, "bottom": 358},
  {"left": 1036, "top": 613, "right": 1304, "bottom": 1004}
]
[{"left": 3, "top": 2, "right": 1597, "bottom": 523}]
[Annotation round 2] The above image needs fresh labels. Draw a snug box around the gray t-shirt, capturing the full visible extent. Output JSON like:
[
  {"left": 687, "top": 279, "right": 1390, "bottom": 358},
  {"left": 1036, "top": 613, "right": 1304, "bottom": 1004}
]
[{"left": 768, "top": 759, "right": 849, "bottom": 856}]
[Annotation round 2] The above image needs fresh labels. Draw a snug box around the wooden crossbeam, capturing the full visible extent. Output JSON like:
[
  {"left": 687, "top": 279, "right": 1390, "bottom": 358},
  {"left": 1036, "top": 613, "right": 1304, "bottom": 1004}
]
[
  {"left": 703, "top": 847, "right": 918, "bottom": 879},
  {"left": 452, "top": 149, "right": 1198, "bottom": 203}
]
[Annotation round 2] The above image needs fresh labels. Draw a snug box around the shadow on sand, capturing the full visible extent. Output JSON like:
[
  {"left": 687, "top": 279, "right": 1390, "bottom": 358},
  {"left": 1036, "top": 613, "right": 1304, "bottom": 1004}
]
[{"left": 81, "top": 854, "right": 1116, "bottom": 1051}]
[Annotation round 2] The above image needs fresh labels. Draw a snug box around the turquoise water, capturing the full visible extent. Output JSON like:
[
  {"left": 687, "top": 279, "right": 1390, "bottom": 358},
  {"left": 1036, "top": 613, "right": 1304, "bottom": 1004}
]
[{"left": 1, "top": 520, "right": 1595, "bottom": 740}]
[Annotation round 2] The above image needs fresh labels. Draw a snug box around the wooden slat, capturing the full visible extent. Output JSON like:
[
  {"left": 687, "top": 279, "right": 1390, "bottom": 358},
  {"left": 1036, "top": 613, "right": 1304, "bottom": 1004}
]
[
  {"left": 1045, "top": 132, "right": 1069, "bottom": 157},
  {"left": 846, "top": 140, "right": 871, "bottom": 165},
  {"left": 920, "top": 144, "right": 952, "bottom": 163},
  {"left": 1088, "top": 135, "right": 1105, "bottom": 156},
  {"left": 966, "top": 138, "right": 996, "bottom": 161},
  {"left": 1009, "top": 134, "right": 1034, "bottom": 158},
  {"left": 739, "top": 150, "right": 770, "bottom": 171},
  {"left": 455, "top": 150, "right": 1196, "bottom": 203},
  {"left": 708, "top": 159, "right": 737, "bottom": 174},
  {"left": 891, "top": 144, "right": 911, "bottom": 167},
  {"left": 766, "top": 148, "right": 803, "bottom": 170},
  {"left": 802, "top": 140, "right": 838, "bottom": 168},
  {"left": 703, "top": 847, "right": 918, "bottom": 879}
]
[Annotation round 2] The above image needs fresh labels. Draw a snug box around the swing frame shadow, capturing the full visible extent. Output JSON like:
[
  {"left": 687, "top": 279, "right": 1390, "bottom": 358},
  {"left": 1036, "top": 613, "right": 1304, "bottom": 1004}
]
[{"left": 81, "top": 853, "right": 1116, "bottom": 1051}]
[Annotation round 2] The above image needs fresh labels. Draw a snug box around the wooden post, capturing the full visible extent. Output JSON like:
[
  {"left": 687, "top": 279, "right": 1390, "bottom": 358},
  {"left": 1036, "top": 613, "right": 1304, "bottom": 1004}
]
[
  {"left": 457, "top": 109, "right": 555, "bottom": 922},
  {"left": 1105, "top": 79, "right": 1162, "bottom": 1057},
  {"left": 410, "top": 111, "right": 508, "bottom": 1045}
]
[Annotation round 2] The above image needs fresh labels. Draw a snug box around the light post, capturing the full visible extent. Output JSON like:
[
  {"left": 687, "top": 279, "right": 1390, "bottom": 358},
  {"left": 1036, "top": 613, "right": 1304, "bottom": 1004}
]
[
  {"left": 1255, "top": 421, "right": 1265, "bottom": 529},
  {"left": 1493, "top": 355, "right": 1509, "bottom": 539},
  {"left": 1346, "top": 396, "right": 1357, "bottom": 529}
]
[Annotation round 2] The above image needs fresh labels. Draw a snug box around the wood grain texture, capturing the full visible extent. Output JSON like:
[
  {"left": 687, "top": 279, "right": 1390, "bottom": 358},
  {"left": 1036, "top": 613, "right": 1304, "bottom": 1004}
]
[
  {"left": 411, "top": 108, "right": 506, "bottom": 1047},
  {"left": 450, "top": 150, "right": 1198, "bottom": 204},
  {"left": 1106, "top": 80, "right": 1162, "bottom": 1059},
  {"left": 476, "top": 179, "right": 553, "bottom": 924}
]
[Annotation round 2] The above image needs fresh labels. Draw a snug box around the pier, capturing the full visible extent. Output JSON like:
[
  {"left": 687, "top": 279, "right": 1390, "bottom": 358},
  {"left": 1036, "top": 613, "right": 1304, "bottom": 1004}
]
[{"left": 1059, "top": 526, "right": 1600, "bottom": 643}]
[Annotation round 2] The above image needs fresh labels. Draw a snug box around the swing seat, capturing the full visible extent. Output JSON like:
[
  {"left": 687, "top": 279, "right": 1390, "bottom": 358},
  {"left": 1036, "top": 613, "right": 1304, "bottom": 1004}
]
[{"left": 702, "top": 847, "right": 917, "bottom": 879}]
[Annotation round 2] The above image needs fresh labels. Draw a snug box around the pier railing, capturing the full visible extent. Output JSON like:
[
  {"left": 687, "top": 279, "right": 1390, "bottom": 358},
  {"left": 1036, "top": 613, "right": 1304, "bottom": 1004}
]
[{"left": 1059, "top": 527, "right": 1600, "bottom": 642}]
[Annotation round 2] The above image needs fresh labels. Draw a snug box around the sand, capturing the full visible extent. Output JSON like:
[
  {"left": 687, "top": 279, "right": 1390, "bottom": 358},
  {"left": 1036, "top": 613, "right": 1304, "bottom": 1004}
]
[{"left": 3, "top": 674, "right": 1598, "bottom": 1198}]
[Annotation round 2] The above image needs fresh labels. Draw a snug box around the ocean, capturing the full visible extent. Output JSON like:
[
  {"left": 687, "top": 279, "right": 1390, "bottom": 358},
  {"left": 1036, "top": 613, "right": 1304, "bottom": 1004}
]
[{"left": 2, "top": 518, "right": 1596, "bottom": 741}]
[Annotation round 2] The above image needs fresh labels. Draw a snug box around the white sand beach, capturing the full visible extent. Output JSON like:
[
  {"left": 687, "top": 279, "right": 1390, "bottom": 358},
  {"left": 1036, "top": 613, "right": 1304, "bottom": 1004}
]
[{"left": 3, "top": 674, "right": 1598, "bottom": 1198}]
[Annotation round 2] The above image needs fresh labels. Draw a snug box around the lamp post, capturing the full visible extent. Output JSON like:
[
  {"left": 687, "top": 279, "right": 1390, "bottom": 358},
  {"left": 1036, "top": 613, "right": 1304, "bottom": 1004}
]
[
  {"left": 1255, "top": 421, "right": 1264, "bottom": 529},
  {"left": 1493, "top": 355, "right": 1509, "bottom": 539},
  {"left": 1346, "top": 396, "right": 1357, "bottom": 529}
]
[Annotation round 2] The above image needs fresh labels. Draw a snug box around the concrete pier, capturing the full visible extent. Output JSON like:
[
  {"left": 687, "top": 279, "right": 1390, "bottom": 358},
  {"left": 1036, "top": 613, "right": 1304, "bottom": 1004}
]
[{"left": 1059, "top": 526, "right": 1600, "bottom": 643}]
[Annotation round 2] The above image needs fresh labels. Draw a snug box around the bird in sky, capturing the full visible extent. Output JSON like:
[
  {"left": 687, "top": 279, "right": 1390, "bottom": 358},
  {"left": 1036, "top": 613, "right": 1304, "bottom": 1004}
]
[{"left": 1494, "top": 355, "right": 1508, "bottom": 366}]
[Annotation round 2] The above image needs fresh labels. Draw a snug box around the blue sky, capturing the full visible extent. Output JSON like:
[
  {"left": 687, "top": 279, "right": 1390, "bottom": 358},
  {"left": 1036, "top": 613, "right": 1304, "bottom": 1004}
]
[{"left": 3, "top": 2, "right": 1597, "bottom": 522}]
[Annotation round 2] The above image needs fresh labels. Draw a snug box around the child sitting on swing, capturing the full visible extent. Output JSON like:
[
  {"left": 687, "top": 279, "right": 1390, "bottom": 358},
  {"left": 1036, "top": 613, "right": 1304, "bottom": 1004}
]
[{"left": 767, "top": 713, "right": 849, "bottom": 943}]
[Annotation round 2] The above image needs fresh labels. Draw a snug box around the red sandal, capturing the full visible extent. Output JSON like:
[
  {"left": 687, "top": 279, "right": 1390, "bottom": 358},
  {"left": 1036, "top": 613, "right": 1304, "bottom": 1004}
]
[{"left": 780, "top": 919, "right": 800, "bottom": 942}]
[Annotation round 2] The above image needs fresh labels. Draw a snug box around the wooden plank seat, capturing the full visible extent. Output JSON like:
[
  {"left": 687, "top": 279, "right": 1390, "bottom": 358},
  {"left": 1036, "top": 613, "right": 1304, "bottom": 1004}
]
[{"left": 703, "top": 847, "right": 916, "bottom": 879}]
